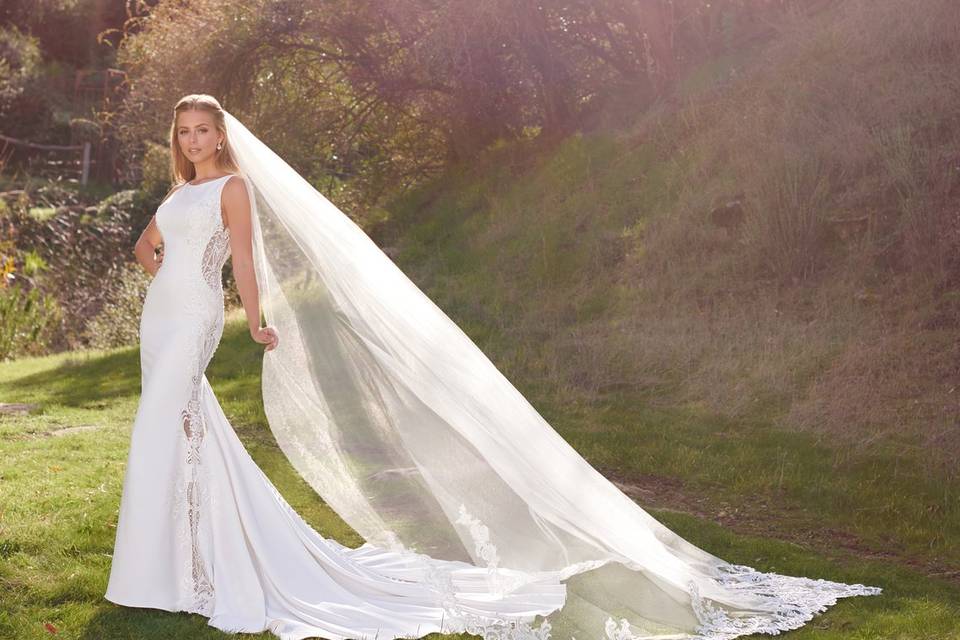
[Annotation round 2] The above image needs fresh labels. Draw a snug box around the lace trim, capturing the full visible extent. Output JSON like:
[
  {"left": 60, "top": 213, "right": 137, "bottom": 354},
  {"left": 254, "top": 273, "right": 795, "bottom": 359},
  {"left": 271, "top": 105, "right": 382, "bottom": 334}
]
[
  {"left": 597, "top": 563, "right": 882, "bottom": 640},
  {"left": 247, "top": 476, "right": 883, "bottom": 640},
  {"left": 404, "top": 541, "right": 555, "bottom": 640},
  {"left": 173, "top": 178, "right": 233, "bottom": 297},
  {"left": 446, "top": 612, "right": 554, "bottom": 640},
  {"left": 201, "top": 224, "right": 231, "bottom": 290},
  {"left": 458, "top": 503, "right": 560, "bottom": 600},
  {"left": 602, "top": 617, "right": 636, "bottom": 640},
  {"left": 381, "top": 504, "right": 553, "bottom": 639},
  {"left": 456, "top": 503, "right": 501, "bottom": 568},
  {"left": 250, "top": 477, "right": 880, "bottom": 640},
  {"left": 229, "top": 470, "right": 555, "bottom": 638},
  {"left": 173, "top": 319, "right": 224, "bottom": 616},
  {"left": 179, "top": 390, "right": 215, "bottom": 614},
  {"left": 157, "top": 174, "right": 232, "bottom": 617},
  {"left": 685, "top": 563, "right": 882, "bottom": 639},
  {"left": 405, "top": 504, "right": 883, "bottom": 640}
]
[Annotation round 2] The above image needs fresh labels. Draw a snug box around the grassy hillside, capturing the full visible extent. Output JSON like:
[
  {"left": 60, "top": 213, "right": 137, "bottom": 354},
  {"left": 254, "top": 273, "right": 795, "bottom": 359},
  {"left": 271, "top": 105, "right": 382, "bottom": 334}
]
[
  {"left": 366, "top": 0, "right": 960, "bottom": 602},
  {"left": 378, "top": 0, "right": 959, "bottom": 485}
]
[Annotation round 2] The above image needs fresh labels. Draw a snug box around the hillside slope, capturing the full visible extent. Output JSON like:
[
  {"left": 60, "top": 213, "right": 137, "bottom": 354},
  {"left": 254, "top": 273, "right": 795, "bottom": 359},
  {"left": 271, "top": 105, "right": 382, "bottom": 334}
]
[{"left": 376, "top": 0, "right": 960, "bottom": 474}]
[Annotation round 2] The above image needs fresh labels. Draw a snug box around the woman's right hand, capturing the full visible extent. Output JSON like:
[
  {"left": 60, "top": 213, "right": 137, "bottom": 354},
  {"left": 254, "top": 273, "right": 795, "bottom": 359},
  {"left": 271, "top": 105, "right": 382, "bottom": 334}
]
[{"left": 251, "top": 325, "right": 279, "bottom": 351}]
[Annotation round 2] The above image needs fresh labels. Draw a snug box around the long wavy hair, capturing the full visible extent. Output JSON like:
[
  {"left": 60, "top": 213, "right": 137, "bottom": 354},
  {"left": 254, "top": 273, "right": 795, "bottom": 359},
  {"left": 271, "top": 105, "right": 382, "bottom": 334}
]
[{"left": 168, "top": 94, "right": 240, "bottom": 186}]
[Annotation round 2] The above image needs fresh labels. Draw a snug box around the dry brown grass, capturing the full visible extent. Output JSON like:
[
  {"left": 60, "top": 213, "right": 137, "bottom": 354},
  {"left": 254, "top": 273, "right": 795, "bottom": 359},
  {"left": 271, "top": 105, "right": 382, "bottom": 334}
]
[
  {"left": 561, "top": 0, "right": 960, "bottom": 471},
  {"left": 390, "top": 0, "right": 960, "bottom": 475}
]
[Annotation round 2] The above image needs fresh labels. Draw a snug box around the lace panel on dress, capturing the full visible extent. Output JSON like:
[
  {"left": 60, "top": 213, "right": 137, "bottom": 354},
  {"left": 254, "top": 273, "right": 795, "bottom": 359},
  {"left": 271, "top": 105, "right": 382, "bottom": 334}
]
[
  {"left": 175, "top": 318, "right": 222, "bottom": 615},
  {"left": 201, "top": 224, "right": 231, "bottom": 290},
  {"left": 164, "top": 177, "right": 234, "bottom": 616}
]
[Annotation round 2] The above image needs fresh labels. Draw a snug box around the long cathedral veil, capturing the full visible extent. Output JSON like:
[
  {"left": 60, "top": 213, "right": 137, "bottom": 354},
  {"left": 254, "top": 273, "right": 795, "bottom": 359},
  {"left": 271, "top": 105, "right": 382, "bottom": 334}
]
[{"left": 221, "top": 109, "right": 882, "bottom": 639}]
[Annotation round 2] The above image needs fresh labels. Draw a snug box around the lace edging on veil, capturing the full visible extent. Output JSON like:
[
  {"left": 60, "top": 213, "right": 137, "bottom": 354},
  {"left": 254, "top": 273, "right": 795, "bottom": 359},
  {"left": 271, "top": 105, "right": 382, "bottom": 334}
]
[{"left": 221, "top": 108, "right": 883, "bottom": 640}]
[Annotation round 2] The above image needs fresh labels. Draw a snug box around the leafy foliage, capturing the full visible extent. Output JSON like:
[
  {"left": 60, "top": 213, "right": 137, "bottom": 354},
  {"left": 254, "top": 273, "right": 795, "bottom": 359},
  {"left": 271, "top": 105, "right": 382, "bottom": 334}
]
[
  {"left": 1, "top": 185, "right": 138, "bottom": 351},
  {"left": 111, "top": 0, "right": 805, "bottom": 215},
  {"left": 0, "top": 25, "right": 44, "bottom": 130},
  {"left": 83, "top": 260, "right": 152, "bottom": 350},
  {"left": 0, "top": 280, "right": 62, "bottom": 360}
]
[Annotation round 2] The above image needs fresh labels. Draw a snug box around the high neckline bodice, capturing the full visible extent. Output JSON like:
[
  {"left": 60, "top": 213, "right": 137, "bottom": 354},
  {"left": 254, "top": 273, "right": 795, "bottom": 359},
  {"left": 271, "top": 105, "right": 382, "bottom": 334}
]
[{"left": 185, "top": 174, "right": 234, "bottom": 187}]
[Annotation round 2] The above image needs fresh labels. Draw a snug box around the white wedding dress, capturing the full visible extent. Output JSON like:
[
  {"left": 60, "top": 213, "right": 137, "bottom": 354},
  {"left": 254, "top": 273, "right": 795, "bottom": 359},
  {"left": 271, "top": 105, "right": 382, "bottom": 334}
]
[
  {"left": 105, "top": 106, "right": 884, "bottom": 640},
  {"left": 103, "top": 174, "right": 568, "bottom": 639}
]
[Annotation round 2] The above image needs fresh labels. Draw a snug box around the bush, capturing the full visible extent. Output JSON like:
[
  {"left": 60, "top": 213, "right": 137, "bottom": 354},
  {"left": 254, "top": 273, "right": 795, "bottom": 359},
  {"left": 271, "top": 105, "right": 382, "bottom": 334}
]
[
  {"left": 0, "top": 281, "right": 62, "bottom": 361},
  {"left": 83, "top": 260, "right": 153, "bottom": 350},
  {"left": 140, "top": 140, "right": 174, "bottom": 198},
  {"left": 0, "top": 25, "right": 51, "bottom": 141},
  {"left": 6, "top": 186, "right": 136, "bottom": 351},
  {"left": 0, "top": 25, "right": 42, "bottom": 120}
]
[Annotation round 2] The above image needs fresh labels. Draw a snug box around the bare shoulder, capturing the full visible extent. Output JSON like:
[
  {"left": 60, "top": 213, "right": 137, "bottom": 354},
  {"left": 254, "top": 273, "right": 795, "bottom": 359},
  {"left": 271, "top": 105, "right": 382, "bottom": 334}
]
[
  {"left": 221, "top": 175, "right": 249, "bottom": 206},
  {"left": 223, "top": 174, "right": 247, "bottom": 194},
  {"left": 221, "top": 175, "right": 251, "bottom": 230}
]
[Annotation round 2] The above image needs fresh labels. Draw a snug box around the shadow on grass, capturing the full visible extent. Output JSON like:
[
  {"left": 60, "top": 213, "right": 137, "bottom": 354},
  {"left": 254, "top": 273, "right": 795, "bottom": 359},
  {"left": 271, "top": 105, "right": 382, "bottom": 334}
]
[
  {"left": 4, "top": 319, "right": 262, "bottom": 411},
  {"left": 5, "top": 346, "right": 141, "bottom": 408}
]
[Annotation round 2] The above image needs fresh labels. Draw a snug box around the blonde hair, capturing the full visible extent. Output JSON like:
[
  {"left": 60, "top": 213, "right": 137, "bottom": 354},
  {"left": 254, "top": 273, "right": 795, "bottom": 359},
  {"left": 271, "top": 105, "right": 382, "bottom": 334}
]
[{"left": 168, "top": 94, "right": 240, "bottom": 185}]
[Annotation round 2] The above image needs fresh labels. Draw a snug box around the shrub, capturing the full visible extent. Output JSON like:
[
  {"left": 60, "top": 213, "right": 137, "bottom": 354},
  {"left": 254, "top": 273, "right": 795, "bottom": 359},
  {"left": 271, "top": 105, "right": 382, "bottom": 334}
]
[
  {"left": 8, "top": 188, "right": 135, "bottom": 350},
  {"left": 0, "top": 281, "right": 62, "bottom": 361},
  {"left": 0, "top": 25, "right": 42, "bottom": 121},
  {"left": 140, "top": 140, "right": 174, "bottom": 198},
  {"left": 83, "top": 260, "right": 153, "bottom": 350}
]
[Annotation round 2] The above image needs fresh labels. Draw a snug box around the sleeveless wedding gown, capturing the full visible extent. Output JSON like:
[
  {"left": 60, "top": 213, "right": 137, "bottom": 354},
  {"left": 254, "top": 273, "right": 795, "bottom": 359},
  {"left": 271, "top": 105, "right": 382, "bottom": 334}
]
[
  {"left": 105, "top": 165, "right": 882, "bottom": 640},
  {"left": 103, "top": 174, "right": 568, "bottom": 639}
]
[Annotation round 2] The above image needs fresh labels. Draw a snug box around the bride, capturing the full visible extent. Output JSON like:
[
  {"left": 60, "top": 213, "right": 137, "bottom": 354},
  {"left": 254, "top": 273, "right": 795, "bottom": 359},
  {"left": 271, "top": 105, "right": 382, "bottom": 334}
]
[{"left": 104, "top": 94, "right": 882, "bottom": 640}]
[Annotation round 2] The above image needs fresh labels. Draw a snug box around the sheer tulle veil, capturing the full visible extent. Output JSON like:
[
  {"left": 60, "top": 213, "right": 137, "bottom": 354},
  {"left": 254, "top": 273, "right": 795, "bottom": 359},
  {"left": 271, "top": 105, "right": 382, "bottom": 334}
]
[{"left": 221, "top": 109, "right": 882, "bottom": 639}]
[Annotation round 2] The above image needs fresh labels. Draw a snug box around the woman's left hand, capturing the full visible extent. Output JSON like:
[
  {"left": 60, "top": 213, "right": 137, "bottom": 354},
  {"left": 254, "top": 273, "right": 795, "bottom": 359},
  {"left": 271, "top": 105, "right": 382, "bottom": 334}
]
[{"left": 251, "top": 325, "right": 279, "bottom": 351}]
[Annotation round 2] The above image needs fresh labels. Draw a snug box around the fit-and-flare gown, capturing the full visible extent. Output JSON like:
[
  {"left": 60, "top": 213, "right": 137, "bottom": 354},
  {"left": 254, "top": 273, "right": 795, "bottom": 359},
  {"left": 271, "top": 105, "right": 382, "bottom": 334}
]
[{"left": 103, "top": 174, "right": 568, "bottom": 639}]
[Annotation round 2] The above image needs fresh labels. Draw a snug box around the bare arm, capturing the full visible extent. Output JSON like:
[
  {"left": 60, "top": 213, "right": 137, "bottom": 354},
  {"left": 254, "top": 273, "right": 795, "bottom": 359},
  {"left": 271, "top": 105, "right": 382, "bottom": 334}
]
[
  {"left": 133, "top": 185, "right": 182, "bottom": 276},
  {"left": 222, "top": 176, "right": 278, "bottom": 351},
  {"left": 133, "top": 214, "right": 164, "bottom": 276}
]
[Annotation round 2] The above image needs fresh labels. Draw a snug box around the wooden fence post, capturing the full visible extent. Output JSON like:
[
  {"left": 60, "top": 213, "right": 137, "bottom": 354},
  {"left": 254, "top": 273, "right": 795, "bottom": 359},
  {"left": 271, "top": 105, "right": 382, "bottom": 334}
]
[{"left": 81, "top": 142, "right": 91, "bottom": 185}]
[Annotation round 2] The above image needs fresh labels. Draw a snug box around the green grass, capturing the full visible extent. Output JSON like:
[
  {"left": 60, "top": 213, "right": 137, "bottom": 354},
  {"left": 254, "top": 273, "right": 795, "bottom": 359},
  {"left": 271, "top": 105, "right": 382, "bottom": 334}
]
[
  {"left": 4, "top": 3, "right": 960, "bottom": 636},
  {"left": 0, "top": 310, "right": 957, "bottom": 639}
]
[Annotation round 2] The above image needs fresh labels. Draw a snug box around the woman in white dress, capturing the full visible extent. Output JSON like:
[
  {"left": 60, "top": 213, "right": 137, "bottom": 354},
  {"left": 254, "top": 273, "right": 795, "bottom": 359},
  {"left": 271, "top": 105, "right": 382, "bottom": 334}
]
[
  {"left": 105, "top": 99, "right": 567, "bottom": 639},
  {"left": 104, "top": 94, "right": 882, "bottom": 640}
]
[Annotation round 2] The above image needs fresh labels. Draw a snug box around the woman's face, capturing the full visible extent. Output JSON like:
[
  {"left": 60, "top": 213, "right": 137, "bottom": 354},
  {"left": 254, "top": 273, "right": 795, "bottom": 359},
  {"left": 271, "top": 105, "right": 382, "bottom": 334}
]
[{"left": 176, "top": 110, "right": 222, "bottom": 164}]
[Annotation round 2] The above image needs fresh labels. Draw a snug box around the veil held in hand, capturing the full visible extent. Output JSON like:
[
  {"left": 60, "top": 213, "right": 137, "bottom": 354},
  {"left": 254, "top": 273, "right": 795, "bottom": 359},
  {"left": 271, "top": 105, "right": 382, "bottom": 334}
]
[{"left": 222, "top": 109, "right": 881, "bottom": 640}]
